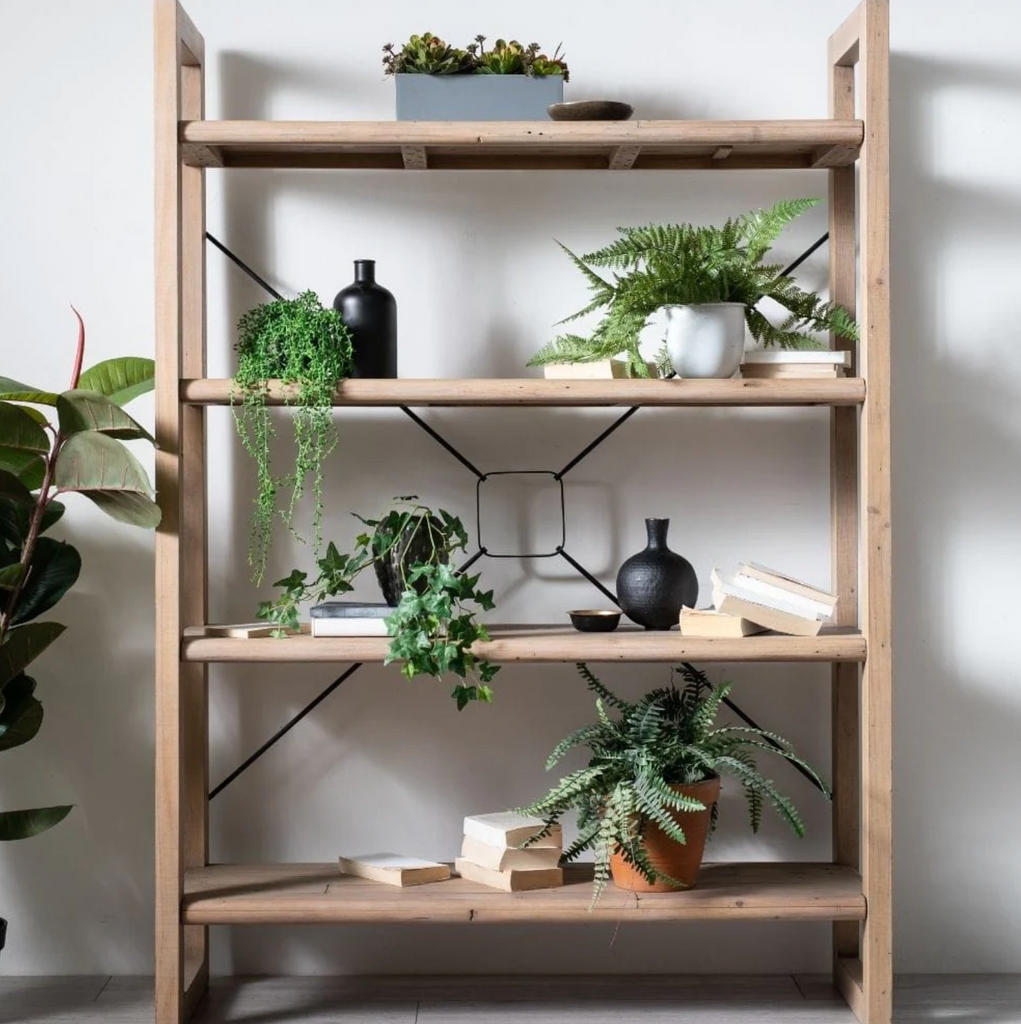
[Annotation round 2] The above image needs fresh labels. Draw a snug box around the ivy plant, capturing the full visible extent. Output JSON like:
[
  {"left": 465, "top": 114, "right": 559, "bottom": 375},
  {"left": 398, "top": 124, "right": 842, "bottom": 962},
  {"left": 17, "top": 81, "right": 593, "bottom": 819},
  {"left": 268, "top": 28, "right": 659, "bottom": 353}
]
[
  {"left": 258, "top": 498, "right": 498, "bottom": 709},
  {"left": 520, "top": 663, "right": 830, "bottom": 904},
  {"left": 0, "top": 310, "right": 158, "bottom": 841},
  {"left": 527, "top": 199, "right": 858, "bottom": 378},
  {"left": 231, "top": 291, "right": 353, "bottom": 585}
]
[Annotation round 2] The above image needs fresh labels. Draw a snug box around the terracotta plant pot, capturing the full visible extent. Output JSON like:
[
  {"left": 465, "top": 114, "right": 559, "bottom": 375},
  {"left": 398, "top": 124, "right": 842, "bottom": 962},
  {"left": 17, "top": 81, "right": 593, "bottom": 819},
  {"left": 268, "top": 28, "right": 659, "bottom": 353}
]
[{"left": 610, "top": 776, "right": 721, "bottom": 892}]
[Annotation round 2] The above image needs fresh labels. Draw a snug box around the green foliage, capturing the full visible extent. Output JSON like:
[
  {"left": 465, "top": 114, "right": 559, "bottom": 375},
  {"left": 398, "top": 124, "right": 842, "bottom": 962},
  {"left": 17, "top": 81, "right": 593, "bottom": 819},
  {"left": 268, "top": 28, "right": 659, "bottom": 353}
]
[
  {"left": 0, "top": 314, "right": 156, "bottom": 840},
  {"left": 520, "top": 663, "right": 830, "bottom": 904},
  {"left": 383, "top": 33, "right": 569, "bottom": 79},
  {"left": 232, "top": 291, "right": 353, "bottom": 586},
  {"left": 259, "top": 497, "right": 497, "bottom": 708},
  {"left": 528, "top": 200, "right": 859, "bottom": 377}
]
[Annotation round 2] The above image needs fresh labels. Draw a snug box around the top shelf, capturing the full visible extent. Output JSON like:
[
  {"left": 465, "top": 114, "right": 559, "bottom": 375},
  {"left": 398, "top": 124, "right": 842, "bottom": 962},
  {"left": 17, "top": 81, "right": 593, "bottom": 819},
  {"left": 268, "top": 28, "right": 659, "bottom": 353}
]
[{"left": 180, "top": 119, "right": 864, "bottom": 171}]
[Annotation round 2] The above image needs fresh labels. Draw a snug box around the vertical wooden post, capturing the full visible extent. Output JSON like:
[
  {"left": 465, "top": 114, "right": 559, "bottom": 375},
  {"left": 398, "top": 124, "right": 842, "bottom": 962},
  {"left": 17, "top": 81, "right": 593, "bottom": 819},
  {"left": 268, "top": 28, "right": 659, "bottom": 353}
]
[
  {"left": 155, "top": 2, "right": 207, "bottom": 1022},
  {"left": 857, "top": 2, "right": 892, "bottom": 1022}
]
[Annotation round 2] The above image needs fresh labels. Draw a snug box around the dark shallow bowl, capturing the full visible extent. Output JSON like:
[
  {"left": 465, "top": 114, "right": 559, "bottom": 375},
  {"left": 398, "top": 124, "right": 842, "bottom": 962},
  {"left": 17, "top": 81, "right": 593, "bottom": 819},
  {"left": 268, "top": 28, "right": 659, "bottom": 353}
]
[
  {"left": 547, "top": 100, "right": 634, "bottom": 122},
  {"left": 569, "top": 609, "right": 622, "bottom": 632}
]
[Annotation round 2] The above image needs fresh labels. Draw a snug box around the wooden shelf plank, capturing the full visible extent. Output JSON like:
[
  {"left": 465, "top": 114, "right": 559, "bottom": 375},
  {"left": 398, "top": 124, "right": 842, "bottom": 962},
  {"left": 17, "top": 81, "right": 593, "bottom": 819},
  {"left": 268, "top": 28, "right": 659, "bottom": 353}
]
[
  {"left": 181, "top": 625, "right": 866, "bottom": 664},
  {"left": 182, "top": 862, "right": 866, "bottom": 924},
  {"left": 180, "top": 377, "right": 866, "bottom": 408},
  {"left": 180, "top": 119, "right": 864, "bottom": 171}
]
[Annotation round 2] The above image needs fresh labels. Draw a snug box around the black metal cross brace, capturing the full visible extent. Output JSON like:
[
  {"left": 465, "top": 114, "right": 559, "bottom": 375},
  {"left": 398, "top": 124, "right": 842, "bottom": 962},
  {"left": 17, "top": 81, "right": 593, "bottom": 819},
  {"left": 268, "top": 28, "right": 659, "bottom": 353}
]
[{"left": 206, "top": 231, "right": 830, "bottom": 799}]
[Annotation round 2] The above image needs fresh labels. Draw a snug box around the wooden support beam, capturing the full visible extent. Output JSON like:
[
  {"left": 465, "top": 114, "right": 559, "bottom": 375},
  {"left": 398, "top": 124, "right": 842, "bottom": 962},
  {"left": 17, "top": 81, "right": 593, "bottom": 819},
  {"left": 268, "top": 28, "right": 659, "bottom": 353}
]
[
  {"left": 829, "top": 2, "right": 864, "bottom": 66},
  {"left": 813, "top": 143, "right": 860, "bottom": 168},
  {"left": 401, "top": 145, "right": 428, "bottom": 169},
  {"left": 608, "top": 145, "right": 641, "bottom": 169},
  {"left": 836, "top": 957, "right": 866, "bottom": 1022}
]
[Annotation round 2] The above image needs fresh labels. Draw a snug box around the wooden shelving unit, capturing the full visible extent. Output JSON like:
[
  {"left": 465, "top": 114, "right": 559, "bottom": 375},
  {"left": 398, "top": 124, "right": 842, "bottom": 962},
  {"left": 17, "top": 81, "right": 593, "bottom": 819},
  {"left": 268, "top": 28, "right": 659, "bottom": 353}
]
[{"left": 154, "top": 1, "right": 890, "bottom": 1022}]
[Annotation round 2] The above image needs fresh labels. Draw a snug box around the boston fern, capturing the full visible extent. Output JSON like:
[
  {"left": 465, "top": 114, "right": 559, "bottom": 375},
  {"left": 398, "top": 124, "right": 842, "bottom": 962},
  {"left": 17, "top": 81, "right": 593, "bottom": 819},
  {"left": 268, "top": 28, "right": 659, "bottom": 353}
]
[
  {"left": 528, "top": 198, "right": 858, "bottom": 378},
  {"left": 520, "top": 663, "right": 830, "bottom": 904}
]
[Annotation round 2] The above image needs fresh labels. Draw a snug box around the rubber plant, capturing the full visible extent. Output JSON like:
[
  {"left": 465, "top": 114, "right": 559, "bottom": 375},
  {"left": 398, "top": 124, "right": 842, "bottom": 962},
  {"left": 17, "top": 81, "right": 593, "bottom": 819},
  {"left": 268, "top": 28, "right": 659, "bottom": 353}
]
[
  {"left": 520, "top": 663, "right": 830, "bottom": 905},
  {"left": 0, "top": 310, "right": 159, "bottom": 845},
  {"left": 259, "top": 497, "right": 498, "bottom": 709},
  {"left": 527, "top": 198, "right": 858, "bottom": 378},
  {"left": 231, "top": 291, "right": 353, "bottom": 585}
]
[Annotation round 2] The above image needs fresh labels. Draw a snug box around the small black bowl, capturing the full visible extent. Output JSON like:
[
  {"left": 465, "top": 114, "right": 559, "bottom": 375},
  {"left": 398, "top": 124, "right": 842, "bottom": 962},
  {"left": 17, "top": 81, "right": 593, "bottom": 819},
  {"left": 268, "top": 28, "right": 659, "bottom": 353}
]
[{"left": 569, "top": 609, "right": 621, "bottom": 632}]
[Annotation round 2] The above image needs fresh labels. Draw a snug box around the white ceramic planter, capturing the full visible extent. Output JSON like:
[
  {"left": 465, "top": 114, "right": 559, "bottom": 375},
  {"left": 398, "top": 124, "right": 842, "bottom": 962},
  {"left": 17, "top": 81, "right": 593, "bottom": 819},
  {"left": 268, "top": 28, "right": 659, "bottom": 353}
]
[{"left": 664, "top": 303, "right": 746, "bottom": 379}]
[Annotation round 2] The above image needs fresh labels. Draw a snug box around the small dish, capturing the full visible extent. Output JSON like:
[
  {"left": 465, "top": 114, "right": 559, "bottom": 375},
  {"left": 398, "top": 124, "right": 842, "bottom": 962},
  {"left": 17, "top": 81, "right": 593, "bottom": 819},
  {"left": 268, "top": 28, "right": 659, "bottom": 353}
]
[
  {"left": 569, "top": 609, "right": 622, "bottom": 632},
  {"left": 547, "top": 100, "right": 634, "bottom": 122}
]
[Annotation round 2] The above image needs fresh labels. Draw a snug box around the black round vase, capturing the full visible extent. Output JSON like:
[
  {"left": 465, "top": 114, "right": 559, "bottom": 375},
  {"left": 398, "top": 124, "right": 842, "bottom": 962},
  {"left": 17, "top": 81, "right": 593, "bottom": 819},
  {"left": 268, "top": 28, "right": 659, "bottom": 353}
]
[
  {"left": 374, "top": 515, "right": 446, "bottom": 607},
  {"left": 0, "top": 917, "right": 6, "bottom": 956},
  {"left": 333, "top": 259, "right": 397, "bottom": 378},
  {"left": 616, "top": 518, "right": 698, "bottom": 631}
]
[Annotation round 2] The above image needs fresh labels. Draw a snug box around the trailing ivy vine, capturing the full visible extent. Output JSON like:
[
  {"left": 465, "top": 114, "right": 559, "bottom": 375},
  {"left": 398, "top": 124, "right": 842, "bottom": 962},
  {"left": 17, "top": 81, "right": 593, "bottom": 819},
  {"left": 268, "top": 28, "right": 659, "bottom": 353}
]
[{"left": 231, "top": 291, "right": 353, "bottom": 584}]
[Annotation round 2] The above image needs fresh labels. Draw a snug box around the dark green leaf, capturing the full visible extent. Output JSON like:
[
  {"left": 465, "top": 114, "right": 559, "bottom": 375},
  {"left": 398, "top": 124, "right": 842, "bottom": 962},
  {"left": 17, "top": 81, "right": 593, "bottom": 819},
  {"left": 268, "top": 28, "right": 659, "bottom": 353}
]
[
  {"left": 0, "top": 451, "right": 46, "bottom": 490},
  {"left": 12, "top": 538, "right": 81, "bottom": 624},
  {"left": 77, "top": 357, "right": 155, "bottom": 407},
  {"left": 0, "top": 674, "right": 42, "bottom": 751},
  {"left": 54, "top": 432, "right": 161, "bottom": 528},
  {"left": 0, "top": 470, "right": 32, "bottom": 505},
  {"left": 0, "top": 401, "right": 50, "bottom": 455},
  {"left": 0, "top": 623, "right": 65, "bottom": 688},
  {"left": 0, "top": 563, "right": 24, "bottom": 589},
  {"left": 57, "top": 390, "right": 155, "bottom": 443},
  {"left": 0, "top": 806, "right": 72, "bottom": 841},
  {"left": 0, "top": 378, "right": 59, "bottom": 406}
]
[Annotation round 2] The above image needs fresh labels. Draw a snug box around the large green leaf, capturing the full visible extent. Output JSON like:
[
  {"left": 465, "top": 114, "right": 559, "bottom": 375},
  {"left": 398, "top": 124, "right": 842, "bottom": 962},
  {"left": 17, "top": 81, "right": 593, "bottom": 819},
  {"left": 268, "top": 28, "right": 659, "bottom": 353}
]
[
  {"left": 0, "top": 674, "right": 41, "bottom": 751},
  {"left": 57, "top": 390, "right": 155, "bottom": 443},
  {"left": 0, "top": 563, "right": 24, "bottom": 590},
  {"left": 0, "top": 806, "right": 72, "bottom": 841},
  {"left": 0, "top": 401, "right": 50, "bottom": 456},
  {"left": 54, "top": 432, "right": 161, "bottom": 528},
  {"left": 36, "top": 498, "right": 66, "bottom": 536},
  {"left": 0, "top": 622, "right": 65, "bottom": 688},
  {"left": 0, "top": 450, "right": 46, "bottom": 490},
  {"left": 0, "top": 377, "right": 59, "bottom": 407},
  {"left": 0, "top": 471, "right": 32, "bottom": 505},
  {"left": 12, "top": 538, "right": 81, "bottom": 624},
  {"left": 77, "top": 358, "right": 155, "bottom": 407}
]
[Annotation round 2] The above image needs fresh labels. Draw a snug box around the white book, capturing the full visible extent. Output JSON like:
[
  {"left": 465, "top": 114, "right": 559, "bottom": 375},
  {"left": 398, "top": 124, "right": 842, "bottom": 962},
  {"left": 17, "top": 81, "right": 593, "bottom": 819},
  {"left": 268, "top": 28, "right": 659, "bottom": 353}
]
[
  {"left": 544, "top": 359, "right": 659, "bottom": 380},
  {"left": 712, "top": 568, "right": 830, "bottom": 622},
  {"left": 738, "top": 562, "right": 838, "bottom": 606},
  {"left": 730, "top": 572, "right": 835, "bottom": 620},
  {"left": 312, "top": 618, "right": 390, "bottom": 637},
  {"left": 741, "top": 349, "right": 851, "bottom": 366},
  {"left": 460, "top": 834, "right": 562, "bottom": 871},
  {"left": 455, "top": 858, "right": 563, "bottom": 892},
  {"left": 338, "top": 853, "right": 450, "bottom": 887},
  {"left": 463, "top": 812, "right": 562, "bottom": 850}
]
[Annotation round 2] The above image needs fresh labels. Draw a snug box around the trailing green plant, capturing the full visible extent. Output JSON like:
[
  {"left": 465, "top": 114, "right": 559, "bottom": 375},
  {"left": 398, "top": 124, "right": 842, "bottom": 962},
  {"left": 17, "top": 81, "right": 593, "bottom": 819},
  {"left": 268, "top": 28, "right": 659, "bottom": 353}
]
[
  {"left": 520, "top": 662, "right": 830, "bottom": 904},
  {"left": 527, "top": 199, "right": 858, "bottom": 378},
  {"left": 258, "top": 497, "right": 498, "bottom": 709},
  {"left": 383, "top": 33, "right": 568, "bottom": 79},
  {"left": 0, "top": 310, "right": 158, "bottom": 841},
  {"left": 231, "top": 291, "right": 353, "bottom": 585}
]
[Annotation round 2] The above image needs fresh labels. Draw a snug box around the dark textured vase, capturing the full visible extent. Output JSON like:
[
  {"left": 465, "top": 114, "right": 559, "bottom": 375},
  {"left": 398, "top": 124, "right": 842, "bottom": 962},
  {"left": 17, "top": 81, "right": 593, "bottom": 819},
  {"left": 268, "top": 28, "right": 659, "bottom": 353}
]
[
  {"left": 374, "top": 515, "right": 446, "bottom": 606},
  {"left": 0, "top": 917, "right": 6, "bottom": 956},
  {"left": 333, "top": 259, "right": 397, "bottom": 378},
  {"left": 616, "top": 519, "right": 698, "bottom": 631}
]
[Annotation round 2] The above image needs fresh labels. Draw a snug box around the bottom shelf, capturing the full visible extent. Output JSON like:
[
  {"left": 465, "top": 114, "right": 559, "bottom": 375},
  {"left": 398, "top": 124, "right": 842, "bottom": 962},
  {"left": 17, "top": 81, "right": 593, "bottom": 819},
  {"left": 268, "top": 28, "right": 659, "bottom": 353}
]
[{"left": 182, "top": 862, "right": 865, "bottom": 925}]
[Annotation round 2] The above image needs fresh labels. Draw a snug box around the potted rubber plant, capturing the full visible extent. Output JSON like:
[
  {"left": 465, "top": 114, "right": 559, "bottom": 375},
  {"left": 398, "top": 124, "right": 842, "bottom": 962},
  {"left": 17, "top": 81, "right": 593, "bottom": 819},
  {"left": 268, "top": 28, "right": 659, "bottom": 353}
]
[
  {"left": 231, "top": 291, "right": 353, "bottom": 585},
  {"left": 520, "top": 663, "right": 829, "bottom": 905},
  {"left": 0, "top": 310, "right": 159, "bottom": 955},
  {"left": 259, "top": 497, "right": 498, "bottom": 710},
  {"left": 383, "top": 33, "right": 568, "bottom": 120},
  {"left": 527, "top": 198, "right": 858, "bottom": 379}
]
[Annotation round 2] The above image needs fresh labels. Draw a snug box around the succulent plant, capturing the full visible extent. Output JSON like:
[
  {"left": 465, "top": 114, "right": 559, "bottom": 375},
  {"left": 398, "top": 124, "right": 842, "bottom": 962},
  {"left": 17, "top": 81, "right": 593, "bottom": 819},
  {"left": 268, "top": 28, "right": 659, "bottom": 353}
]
[{"left": 382, "top": 33, "right": 474, "bottom": 76}]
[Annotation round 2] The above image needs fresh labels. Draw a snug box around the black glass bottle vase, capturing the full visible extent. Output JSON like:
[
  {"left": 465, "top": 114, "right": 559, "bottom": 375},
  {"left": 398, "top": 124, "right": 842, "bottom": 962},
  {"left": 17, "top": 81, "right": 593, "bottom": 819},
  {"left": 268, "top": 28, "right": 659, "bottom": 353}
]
[
  {"left": 333, "top": 259, "right": 397, "bottom": 378},
  {"left": 615, "top": 518, "right": 698, "bottom": 631}
]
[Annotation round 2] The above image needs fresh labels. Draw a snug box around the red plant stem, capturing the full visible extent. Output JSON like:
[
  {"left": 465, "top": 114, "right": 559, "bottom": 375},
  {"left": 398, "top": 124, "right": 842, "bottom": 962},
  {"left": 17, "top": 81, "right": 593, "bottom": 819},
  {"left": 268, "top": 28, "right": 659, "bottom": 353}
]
[{"left": 69, "top": 305, "right": 85, "bottom": 390}]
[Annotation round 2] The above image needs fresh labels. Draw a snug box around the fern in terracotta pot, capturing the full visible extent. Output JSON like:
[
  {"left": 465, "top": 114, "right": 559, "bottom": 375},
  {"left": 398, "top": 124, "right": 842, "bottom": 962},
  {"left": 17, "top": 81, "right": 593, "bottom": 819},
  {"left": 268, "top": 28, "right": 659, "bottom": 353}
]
[{"left": 520, "top": 663, "right": 830, "bottom": 904}]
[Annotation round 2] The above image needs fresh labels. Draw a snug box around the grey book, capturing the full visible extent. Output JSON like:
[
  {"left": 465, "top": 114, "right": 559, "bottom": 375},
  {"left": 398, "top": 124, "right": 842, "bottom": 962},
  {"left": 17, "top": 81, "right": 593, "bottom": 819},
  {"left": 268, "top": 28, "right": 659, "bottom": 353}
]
[{"left": 311, "top": 602, "right": 393, "bottom": 619}]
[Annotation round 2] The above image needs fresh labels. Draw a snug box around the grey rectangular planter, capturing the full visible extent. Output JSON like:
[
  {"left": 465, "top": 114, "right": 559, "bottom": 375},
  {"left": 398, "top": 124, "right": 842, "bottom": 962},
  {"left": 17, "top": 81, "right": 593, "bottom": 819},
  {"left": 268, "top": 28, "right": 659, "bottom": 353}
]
[{"left": 395, "top": 74, "right": 564, "bottom": 121}]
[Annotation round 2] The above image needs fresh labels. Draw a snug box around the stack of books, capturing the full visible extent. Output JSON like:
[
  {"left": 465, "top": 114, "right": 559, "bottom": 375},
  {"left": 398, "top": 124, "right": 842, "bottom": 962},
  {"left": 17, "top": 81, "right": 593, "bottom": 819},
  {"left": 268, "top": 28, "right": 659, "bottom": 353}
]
[
  {"left": 740, "top": 350, "right": 850, "bottom": 379},
  {"left": 455, "top": 812, "right": 564, "bottom": 892},
  {"left": 679, "top": 607, "right": 765, "bottom": 638},
  {"left": 310, "top": 602, "right": 392, "bottom": 637},
  {"left": 711, "top": 562, "right": 838, "bottom": 637}
]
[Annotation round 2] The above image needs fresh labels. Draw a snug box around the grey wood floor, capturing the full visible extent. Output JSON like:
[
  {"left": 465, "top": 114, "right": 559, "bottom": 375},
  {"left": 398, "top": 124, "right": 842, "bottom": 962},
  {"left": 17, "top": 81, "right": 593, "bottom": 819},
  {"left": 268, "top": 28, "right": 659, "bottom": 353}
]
[{"left": 1, "top": 974, "right": 1018, "bottom": 1024}]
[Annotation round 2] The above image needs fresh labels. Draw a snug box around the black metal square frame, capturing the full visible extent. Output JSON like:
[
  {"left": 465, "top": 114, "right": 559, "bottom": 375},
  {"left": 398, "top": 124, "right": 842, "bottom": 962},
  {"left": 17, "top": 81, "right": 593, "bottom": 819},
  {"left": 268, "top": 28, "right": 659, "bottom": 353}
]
[{"left": 475, "top": 471, "right": 565, "bottom": 559}]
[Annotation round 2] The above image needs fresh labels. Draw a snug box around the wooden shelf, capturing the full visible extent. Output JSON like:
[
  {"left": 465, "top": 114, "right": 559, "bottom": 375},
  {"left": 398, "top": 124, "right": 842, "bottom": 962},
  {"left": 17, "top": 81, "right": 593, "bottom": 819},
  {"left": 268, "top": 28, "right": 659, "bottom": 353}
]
[
  {"left": 180, "top": 119, "right": 863, "bottom": 171},
  {"left": 181, "top": 377, "right": 866, "bottom": 408},
  {"left": 182, "top": 862, "right": 866, "bottom": 924},
  {"left": 182, "top": 625, "right": 866, "bottom": 664}
]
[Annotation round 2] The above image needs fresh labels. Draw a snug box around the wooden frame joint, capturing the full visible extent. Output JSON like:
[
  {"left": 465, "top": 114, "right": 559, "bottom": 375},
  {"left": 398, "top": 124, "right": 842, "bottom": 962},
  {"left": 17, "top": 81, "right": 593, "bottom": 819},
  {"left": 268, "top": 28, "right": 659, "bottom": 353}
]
[
  {"left": 608, "top": 145, "right": 641, "bottom": 170},
  {"left": 712, "top": 145, "right": 734, "bottom": 162},
  {"left": 401, "top": 146, "right": 428, "bottom": 170}
]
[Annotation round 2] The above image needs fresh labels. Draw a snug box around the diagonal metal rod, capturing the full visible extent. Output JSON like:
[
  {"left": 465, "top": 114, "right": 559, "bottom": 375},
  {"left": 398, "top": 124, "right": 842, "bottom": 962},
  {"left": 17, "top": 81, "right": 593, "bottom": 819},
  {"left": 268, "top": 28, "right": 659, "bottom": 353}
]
[
  {"left": 781, "top": 233, "right": 829, "bottom": 277},
  {"left": 556, "top": 406, "right": 641, "bottom": 480},
  {"left": 557, "top": 548, "right": 620, "bottom": 605},
  {"left": 209, "top": 663, "right": 363, "bottom": 799},
  {"left": 206, "top": 232, "right": 284, "bottom": 300},
  {"left": 400, "top": 406, "right": 487, "bottom": 480}
]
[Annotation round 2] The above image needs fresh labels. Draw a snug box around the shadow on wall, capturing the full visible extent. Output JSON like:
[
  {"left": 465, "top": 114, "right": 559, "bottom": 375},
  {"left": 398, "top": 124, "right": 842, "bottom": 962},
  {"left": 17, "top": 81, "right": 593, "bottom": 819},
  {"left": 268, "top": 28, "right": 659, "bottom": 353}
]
[{"left": 890, "top": 53, "right": 1021, "bottom": 972}]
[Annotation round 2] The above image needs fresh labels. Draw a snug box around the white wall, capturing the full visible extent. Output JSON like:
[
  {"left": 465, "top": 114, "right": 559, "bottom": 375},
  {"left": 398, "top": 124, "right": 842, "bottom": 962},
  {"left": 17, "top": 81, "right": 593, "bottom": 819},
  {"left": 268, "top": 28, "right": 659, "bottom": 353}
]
[{"left": 0, "top": 0, "right": 1018, "bottom": 977}]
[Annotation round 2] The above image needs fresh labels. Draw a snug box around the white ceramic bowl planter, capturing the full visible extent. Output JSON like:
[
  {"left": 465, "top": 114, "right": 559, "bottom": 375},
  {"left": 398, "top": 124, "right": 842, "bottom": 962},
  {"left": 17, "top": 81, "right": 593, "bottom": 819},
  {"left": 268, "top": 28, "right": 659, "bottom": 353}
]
[{"left": 664, "top": 303, "right": 746, "bottom": 379}]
